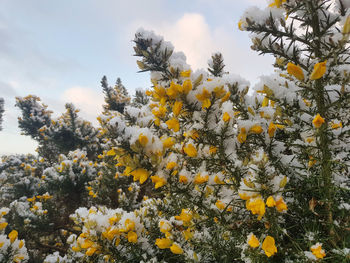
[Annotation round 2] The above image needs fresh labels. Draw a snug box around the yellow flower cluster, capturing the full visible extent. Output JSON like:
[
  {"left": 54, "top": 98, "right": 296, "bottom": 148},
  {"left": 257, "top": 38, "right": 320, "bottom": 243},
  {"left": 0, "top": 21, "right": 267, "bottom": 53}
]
[
  {"left": 155, "top": 220, "right": 184, "bottom": 254},
  {"left": 248, "top": 234, "right": 278, "bottom": 257},
  {"left": 71, "top": 209, "right": 140, "bottom": 258},
  {"left": 287, "top": 61, "right": 327, "bottom": 81}
]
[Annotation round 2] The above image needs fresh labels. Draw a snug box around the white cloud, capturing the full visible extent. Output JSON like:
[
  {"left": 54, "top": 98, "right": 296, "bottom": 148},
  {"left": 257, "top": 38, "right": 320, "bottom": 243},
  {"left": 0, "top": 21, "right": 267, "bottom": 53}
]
[
  {"left": 62, "top": 86, "right": 104, "bottom": 124},
  {"left": 128, "top": 13, "right": 274, "bottom": 83},
  {"left": 156, "top": 13, "right": 215, "bottom": 70}
]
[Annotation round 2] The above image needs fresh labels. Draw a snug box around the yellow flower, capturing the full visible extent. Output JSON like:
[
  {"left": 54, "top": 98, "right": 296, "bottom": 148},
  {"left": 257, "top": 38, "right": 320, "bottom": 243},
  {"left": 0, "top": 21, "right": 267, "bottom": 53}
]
[
  {"left": 266, "top": 196, "right": 276, "bottom": 207},
  {"left": 268, "top": 122, "right": 277, "bottom": 137},
  {"left": 159, "top": 221, "right": 172, "bottom": 233},
  {"left": 127, "top": 231, "right": 138, "bottom": 243},
  {"left": 182, "top": 79, "right": 193, "bottom": 94},
  {"left": 109, "top": 215, "right": 120, "bottom": 225},
  {"left": 81, "top": 239, "right": 94, "bottom": 249},
  {"left": 131, "top": 168, "right": 149, "bottom": 184},
  {"left": 213, "top": 86, "right": 226, "bottom": 98},
  {"left": 184, "top": 144, "right": 197, "bottom": 157},
  {"left": 214, "top": 175, "right": 224, "bottom": 184},
  {"left": 275, "top": 197, "right": 288, "bottom": 212},
  {"left": 183, "top": 228, "right": 194, "bottom": 241},
  {"left": 238, "top": 19, "right": 247, "bottom": 31},
  {"left": 331, "top": 122, "right": 342, "bottom": 129},
  {"left": 175, "top": 209, "right": 192, "bottom": 224},
  {"left": 209, "top": 146, "right": 217, "bottom": 154},
  {"left": 104, "top": 228, "right": 120, "bottom": 240},
  {"left": 151, "top": 176, "right": 167, "bottom": 189},
  {"left": 269, "top": 0, "right": 286, "bottom": 8},
  {"left": 308, "top": 156, "right": 317, "bottom": 167},
  {"left": 249, "top": 125, "right": 263, "bottom": 134},
  {"left": 166, "top": 118, "right": 180, "bottom": 132},
  {"left": 223, "top": 112, "right": 231, "bottom": 122},
  {"left": 196, "top": 88, "right": 211, "bottom": 109},
  {"left": 106, "top": 148, "right": 116, "bottom": 156},
  {"left": 237, "top": 127, "right": 247, "bottom": 143},
  {"left": 162, "top": 137, "right": 175, "bottom": 148},
  {"left": 215, "top": 200, "right": 226, "bottom": 210},
  {"left": 8, "top": 230, "right": 18, "bottom": 243},
  {"left": 153, "top": 85, "right": 167, "bottom": 101},
  {"left": 152, "top": 106, "right": 167, "bottom": 118},
  {"left": 180, "top": 70, "right": 191, "bottom": 78},
  {"left": 19, "top": 240, "right": 24, "bottom": 249},
  {"left": 123, "top": 166, "right": 132, "bottom": 176},
  {"left": 311, "top": 243, "right": 326, "bottom": 259},
  {"left": 13, "top": 255, "right": 25, "bottom": 263},
  {"left": 312, "top": 113, "right": 325, "bottom": 128},
  {"left": 0, "top": 222, "right": 8, "bottom": 230},
  {"left": 179, "top": 175, "right": 188, "bottom": 184},
  {"left": 247, "top": 233, "right": 260, "bottom": 248},
  {"left": 170, "top": 243, "right": 184, "bottom": 254},
  {"left": 166, "top": 162, "right": 177, "bottom": 170},
  {"left": 262, "top": 236, "right": 277, "bottom": 257},
  {"left": 306, "top": 137, "right": 315, "bottom": 143},
  {"left": 86, "top": 247, "right": 97, "bottom": 256},
  {"left": 167, "top": 81, "right": 181, "bottom": 99},
  {"left": 194, "top": 173, "right": 209, "bottom": 184},
  {"left": 287, "top": 62, "right": 304, "bottom": 81},
  {"left": 173, "top": 101, "right": 183, "bottom": 116},
  {"left": 155, "top": 238, "right": 172, "bottom": 249},
  {"left": 246, "top": 197, "right": 266, "bottom": 219},
  {"left": 238, "top": 192, "right": 251, "bottom": 200},
  {"left": 138, "top": 133, "right": 148, "bottom": 147},
  {"left": 124, "top": 219, "right": 135, "bottom": 232},
  {"left": 310, "top": 60, "right": 327, "bottom": 80}
]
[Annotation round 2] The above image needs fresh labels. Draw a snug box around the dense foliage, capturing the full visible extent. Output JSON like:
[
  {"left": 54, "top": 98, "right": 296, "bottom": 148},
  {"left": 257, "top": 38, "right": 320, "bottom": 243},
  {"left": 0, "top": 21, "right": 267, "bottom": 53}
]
[{"left": 0, "top": 0, "right": 349, "bottom": 262}]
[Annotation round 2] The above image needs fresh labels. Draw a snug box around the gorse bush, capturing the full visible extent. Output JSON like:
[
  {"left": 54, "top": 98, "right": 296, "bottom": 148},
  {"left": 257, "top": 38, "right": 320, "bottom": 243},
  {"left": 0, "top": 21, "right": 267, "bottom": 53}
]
[{"left": 0, "top": 0, "right": 350, "bottom": 262}]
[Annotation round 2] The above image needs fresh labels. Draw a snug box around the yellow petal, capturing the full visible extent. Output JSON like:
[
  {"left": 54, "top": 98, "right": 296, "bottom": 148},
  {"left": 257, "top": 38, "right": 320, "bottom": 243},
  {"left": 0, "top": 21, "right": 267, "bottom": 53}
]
[
  {"left": 184, "top": 144, "right": 197, "bottom": 157},
  {"left": 180, "top": 70, "right": 191, "bottom": 78},
  {"left": 312, "top": 113, "right": 325, "bottom": 128},
  {"left": 287, "top": 62, "right": 304, "bottom": 81},
  {"left": 311, "top": 243, "right": 326, "bottom": 259},
  {"left": 170, "top": 243, "right": 183, "bottom": 254},
  {"left": 173, "top": 101, "right": 183, "bottom": 116},
  {"left": 275, "top": 197, "right": 288, "bottom": 212},
  {"left": 183, "top": 79, "right": 192, "bottom": 94},
  {"left": 8, "top": 230, "right": 18, "bottom": 243},
  {"left": 248, "top": 233, "right": 260, "bottom": 248},
  {"left": 215, "top": 200, "right": 226, "bottom": 210},
  {"left": 266, "top": 196, "right": 276, "bottom": 207},
  {"left": 155, "top": 238, "right": 172, "bottom": 249},
  {"left": 223, "top": 112, "right": 231, "bottom": 122},
  {"left": 162, "top": 137, "right": 175, "bottom": 148},
  {"left": 262, "top": 236, "right": 277, "bottom": 257},
  {"left": 166, "top": 118, "right": 180, "bottom": 132},
  {"left": 310, "top": 60, "right": 327, "bottom": 80},
  {"left": 138, "top": 133, "right": 148, "bottom": 147},
  {"left": 127, "top": 231, "right": 138, "bottom": 243},
  {"left": 249, "top": 125, "right": 263, "bottom": 134}
]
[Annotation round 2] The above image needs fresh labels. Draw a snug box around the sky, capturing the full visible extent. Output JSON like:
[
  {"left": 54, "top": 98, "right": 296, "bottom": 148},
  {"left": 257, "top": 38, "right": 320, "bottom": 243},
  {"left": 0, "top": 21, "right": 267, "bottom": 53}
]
[{"left": 0, "top": 0, "right": 274, "bottom": 155}]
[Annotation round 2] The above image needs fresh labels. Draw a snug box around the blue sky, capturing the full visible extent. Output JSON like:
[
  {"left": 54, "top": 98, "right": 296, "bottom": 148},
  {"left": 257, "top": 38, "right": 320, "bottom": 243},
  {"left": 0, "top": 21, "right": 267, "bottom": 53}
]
[{"left": 0, "top": 0, "right": 273, "bottom": 154}]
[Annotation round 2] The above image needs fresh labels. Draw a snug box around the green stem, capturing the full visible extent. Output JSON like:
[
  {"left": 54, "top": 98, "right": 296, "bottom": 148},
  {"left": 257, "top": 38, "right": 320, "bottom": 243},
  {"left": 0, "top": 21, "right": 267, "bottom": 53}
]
[{"left": 309, "top": 1, "right": 336, "bottom": 247}]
